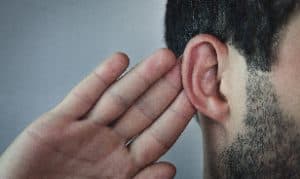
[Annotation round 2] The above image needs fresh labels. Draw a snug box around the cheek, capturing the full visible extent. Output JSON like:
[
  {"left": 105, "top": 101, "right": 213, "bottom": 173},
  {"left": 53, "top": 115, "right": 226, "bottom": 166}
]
[
  {"left": 272, "top": 54, "right": 300, "bottom": 125},
  {"left": 272, "top": 16, "right": 300, "bottom": 124}
]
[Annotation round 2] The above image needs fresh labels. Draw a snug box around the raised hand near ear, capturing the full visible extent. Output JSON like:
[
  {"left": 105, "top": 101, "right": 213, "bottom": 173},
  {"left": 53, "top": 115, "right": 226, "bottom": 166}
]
[{"left": 0, "top": 49, "right": 195, "bottom": 179}]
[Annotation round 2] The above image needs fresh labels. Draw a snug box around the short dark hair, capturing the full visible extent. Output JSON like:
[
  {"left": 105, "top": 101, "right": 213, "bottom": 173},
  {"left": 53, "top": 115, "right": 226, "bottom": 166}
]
[{"left": 165, "top": 0, "right": 299, "bottom": 71}]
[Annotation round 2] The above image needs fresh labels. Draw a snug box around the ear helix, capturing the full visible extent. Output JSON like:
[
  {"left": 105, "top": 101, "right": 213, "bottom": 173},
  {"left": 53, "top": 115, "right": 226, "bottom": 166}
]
[{"left": 182, "top": 35, "right": 229, "bottom": 121}]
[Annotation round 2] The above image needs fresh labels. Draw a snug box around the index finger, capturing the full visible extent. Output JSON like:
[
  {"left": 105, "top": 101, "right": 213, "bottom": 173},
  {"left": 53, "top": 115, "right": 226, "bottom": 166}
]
[{"left": 129, "top": 91, "right": 196, "bottom": 168}]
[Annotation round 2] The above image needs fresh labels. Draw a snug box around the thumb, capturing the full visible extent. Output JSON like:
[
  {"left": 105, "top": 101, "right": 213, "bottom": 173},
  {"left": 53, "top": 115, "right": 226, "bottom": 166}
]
[{"left": 134, "top": 161, "right": 176, "bottom": 179}]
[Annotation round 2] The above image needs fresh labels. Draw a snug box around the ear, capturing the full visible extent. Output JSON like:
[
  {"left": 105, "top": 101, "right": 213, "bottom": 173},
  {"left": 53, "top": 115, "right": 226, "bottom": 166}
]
[{"left": 182, "top": 34, "right": 229, "bottom": 122}]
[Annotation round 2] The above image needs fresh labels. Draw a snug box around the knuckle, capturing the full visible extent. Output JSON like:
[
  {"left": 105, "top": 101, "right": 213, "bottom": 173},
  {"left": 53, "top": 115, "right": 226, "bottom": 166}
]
[
  {"left": 72, "top": 88, "right": 93, "bottom": 106},
  {"left": 163, "top": 76, "right": 181, "bottom": 92},
  {"left": 133, "top": 70, "right": 151, "bottom": 87},
  {"left": 135, "top": 103, "right": 156, "bottom": 123},
  {"left": 149, "top": 129, "right": 170, "bottom": 150},
  {"left": 107, "top": 90, "right": 131, "bottom": 110},
  {"left": 169, "top": 107, "right": 190, "bottom": 119},
  {"left": 92, "top": 70, "right": 109, "bottom": 86}
]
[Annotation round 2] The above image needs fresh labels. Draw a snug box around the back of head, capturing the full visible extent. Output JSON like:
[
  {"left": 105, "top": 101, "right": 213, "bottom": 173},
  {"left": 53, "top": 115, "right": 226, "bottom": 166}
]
[
  {"left": 165, "top": 1, "right": 300, "bottom": 178},
  {"left": 165, "top": 0, "right": 298, "bottom": 71}
]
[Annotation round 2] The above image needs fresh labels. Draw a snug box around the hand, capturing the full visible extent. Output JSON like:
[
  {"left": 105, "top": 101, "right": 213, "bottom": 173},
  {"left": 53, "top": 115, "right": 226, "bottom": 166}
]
[{"left": 0, "top": 49, "right": 195, "bottom": 179}]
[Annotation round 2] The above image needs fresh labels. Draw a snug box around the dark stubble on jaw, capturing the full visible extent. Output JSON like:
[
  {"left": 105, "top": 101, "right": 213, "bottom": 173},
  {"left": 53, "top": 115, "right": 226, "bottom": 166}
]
[{"left": 216, "top": 70, "right": 300, "bottom": 179}]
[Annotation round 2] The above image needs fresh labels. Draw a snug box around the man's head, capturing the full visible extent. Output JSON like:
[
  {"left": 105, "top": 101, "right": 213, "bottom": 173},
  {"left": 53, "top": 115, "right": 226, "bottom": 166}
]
[{"left": 165, "top": 0, "right": 300, "bottom": 178}]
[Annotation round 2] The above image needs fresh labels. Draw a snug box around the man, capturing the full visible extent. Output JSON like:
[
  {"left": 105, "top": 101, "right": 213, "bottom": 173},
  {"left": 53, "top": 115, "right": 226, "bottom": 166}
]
[
  {"left": 0, "top": 1, "right": 299, "bottom": 179},
  {"left": 165, "top": 0, "right": 300, "bottom": 178}
]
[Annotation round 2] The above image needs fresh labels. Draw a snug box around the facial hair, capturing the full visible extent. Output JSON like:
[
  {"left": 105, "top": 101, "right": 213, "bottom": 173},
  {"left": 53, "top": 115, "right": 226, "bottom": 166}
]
[{"left": 217, "top": 70, "right": 300, "bottom": 179}]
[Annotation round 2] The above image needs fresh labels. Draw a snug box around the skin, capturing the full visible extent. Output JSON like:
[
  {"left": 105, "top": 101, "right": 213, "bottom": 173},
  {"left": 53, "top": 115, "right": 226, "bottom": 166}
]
[
  {"left": 0, "top": 49, "right": 196, "bottom": 179},
  {"left": 181, "top": 11, "right": 300, "bottom": 179},
  {"left": 272, "top": 12, "right": 300, "bottom": 125},
  {"left": 1, "top": 8, "right": 300, "bottom": 179}
]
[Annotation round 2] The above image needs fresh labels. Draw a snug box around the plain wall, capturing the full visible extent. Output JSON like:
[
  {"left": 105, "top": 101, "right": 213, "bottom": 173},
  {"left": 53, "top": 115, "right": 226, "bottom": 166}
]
[{"left": 0, "top": 1, "right": 203, "bottom": 178}]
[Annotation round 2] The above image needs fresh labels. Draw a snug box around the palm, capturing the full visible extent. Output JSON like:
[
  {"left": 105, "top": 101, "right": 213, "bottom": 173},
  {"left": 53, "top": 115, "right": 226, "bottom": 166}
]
[
  {"left": 0, "top": 50, "right": 195, "bottom": 179},
  {"left": 20, "top": 117, "right": 133, "bottom": 179}
]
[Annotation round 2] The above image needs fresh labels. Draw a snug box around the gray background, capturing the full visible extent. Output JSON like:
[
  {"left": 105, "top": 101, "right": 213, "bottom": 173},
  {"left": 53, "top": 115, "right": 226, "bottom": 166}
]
[{"left": 0, "top": 1, "right": 203, "bottom": 178}]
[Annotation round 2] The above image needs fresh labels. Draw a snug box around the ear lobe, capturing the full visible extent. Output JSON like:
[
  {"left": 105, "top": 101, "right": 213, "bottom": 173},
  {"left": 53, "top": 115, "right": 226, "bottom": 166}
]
[{"left": 182, "top": 34, "right": 229, "bottom": 122}]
